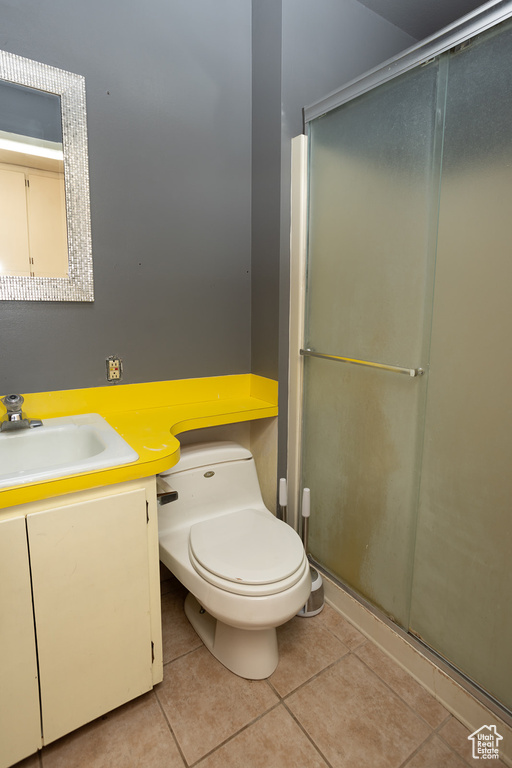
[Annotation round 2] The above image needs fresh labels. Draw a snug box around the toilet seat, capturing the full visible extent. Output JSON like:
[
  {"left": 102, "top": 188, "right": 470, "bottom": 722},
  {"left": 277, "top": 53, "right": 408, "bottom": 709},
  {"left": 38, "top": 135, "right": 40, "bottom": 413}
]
[{"left": 188, "top": 509, "right": 307, "bottom": 597}]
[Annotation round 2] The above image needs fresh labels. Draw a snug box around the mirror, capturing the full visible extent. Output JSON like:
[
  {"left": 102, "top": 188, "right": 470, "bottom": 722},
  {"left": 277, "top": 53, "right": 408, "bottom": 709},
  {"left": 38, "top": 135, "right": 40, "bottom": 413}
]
[{"left": 0, "top": 50, "right": 93, "bottom": 301}]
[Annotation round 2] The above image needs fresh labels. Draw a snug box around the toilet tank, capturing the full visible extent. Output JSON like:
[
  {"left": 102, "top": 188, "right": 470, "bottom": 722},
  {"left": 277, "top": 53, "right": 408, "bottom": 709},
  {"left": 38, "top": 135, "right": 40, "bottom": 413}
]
[{"left": 158, "top": 441, "right": 268, "bottom": 532}]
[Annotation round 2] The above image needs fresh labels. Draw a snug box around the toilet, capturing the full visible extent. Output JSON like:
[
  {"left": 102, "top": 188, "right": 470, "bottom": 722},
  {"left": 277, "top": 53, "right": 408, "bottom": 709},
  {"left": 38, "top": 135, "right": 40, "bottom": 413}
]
[{"left": 157, "top": 441, "right": 311, "bottom": 679}]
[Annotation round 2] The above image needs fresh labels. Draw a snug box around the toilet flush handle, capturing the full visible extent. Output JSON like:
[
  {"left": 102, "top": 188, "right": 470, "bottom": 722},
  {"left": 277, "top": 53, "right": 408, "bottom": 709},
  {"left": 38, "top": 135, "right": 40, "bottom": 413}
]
[{"left": 157, "top": 476, "right": 179, "bottom": 505}]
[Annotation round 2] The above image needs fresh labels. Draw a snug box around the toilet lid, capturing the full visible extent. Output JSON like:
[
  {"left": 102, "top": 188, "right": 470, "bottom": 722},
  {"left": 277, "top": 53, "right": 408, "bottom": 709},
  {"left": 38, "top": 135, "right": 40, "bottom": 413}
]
[{"left": 189, "top": 509, "right": 305, "bottom": 586}]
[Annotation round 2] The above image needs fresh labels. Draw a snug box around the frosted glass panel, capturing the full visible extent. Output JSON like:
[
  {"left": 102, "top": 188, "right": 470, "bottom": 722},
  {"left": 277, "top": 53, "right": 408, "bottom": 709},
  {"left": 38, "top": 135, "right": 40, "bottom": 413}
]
[
  {"left": 300, "top": 13, "right": 512, "bottom": 714},
  {"left": 306, "top": 62, "right": 440, "bottom": 365},
  {"left": 302, "top": 62, "right": 441, "bottom": 627},
  {"left": 303, "top": 357, "right": 427, "bottom": 626},
  {"left": 409, "top": 22, "right": 512, "bottom": 711}
]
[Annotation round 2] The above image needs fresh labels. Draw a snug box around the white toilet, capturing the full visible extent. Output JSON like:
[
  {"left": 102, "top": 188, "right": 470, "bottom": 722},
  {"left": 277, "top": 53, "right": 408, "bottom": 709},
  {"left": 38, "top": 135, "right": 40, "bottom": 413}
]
[{"left": 157, "top": 441, "right": 311, "bottom": 679}]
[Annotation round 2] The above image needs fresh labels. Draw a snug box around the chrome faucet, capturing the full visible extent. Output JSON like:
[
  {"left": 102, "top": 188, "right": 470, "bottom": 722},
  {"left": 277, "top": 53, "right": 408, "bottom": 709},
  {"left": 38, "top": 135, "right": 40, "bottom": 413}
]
[{"left": 1, "top": 394, "right": 43, "bottom": 431}]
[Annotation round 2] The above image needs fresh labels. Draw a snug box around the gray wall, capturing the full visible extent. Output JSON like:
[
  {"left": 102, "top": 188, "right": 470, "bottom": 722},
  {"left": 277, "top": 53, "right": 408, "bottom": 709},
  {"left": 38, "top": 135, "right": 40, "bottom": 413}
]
[
  {"left": 251, "top": 0, "right": 282, "bottom": 379},
  {"left": 0, "top": 0, "right": 252, "bottom": 394},
  {"left": 1, "top": 0, "right": 414, "bottom": 406},
  {"left": 251, "top": 0, "right": 414, "bottom": 386}
]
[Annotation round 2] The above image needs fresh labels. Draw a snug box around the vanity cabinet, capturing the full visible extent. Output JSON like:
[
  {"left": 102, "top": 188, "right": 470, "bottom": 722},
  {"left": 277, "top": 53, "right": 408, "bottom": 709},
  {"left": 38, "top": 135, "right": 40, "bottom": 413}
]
[
  {"left": 0, "top": 516, "right": 41, "bottom": 768},
  {"left": 0, "top": 479, "right": 163, "bottom": 768}
]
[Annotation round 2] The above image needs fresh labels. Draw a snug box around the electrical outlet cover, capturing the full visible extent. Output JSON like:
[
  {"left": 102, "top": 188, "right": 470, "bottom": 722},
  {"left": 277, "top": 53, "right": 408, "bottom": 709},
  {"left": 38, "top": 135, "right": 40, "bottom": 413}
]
[{"left": 106, "top": 356, "right": 122, "bottom": 382}]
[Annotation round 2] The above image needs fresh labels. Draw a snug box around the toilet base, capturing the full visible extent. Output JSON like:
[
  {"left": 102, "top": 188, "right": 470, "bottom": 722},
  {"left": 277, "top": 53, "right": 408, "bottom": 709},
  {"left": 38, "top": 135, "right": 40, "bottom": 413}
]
[{"left": 184, "top": 593, "right": 279, "bottom": 679}]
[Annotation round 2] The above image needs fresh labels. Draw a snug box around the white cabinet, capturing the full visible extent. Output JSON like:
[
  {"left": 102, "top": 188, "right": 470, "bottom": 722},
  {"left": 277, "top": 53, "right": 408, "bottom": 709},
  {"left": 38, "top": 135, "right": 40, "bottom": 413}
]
[
  {"left": 0, "top": 479, "right": 162, "bottom": 768},
  {"left": 0, "top": 167, "right": 31, "bottom": 276},
  {"left": 0, "top": 517, "right": 41, "bottom": 767},
  {"left": 25, "top": 172, "right": 68, "bottom": 278},
  {"left": 0, "top": 165, "right": 68, "bottom": 278}
]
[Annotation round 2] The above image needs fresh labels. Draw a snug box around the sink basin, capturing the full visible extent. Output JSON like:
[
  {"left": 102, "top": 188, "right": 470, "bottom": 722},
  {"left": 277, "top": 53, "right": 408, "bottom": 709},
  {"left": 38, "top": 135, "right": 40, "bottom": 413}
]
[{"left": 0, "top": 413, "right": 138, "bottom": 489}]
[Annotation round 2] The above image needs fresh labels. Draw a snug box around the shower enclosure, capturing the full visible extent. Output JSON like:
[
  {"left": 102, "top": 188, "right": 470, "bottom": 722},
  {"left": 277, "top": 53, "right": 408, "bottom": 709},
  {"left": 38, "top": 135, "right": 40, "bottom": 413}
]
[{"left": 289, "top": 1, "right": 512, "bottom": 716}]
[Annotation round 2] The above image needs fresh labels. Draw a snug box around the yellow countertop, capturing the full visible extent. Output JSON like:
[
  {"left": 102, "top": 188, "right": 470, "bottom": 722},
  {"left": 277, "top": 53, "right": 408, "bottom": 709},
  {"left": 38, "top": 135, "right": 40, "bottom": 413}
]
[{"left": 0, "top": 374, "right": 278, "bottom": 509}]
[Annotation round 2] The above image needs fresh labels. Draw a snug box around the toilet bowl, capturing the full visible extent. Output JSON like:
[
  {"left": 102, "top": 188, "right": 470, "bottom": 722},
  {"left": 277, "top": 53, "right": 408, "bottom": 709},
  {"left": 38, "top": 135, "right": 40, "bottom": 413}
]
[{"left": 157, "top": 441, "right": 311, "bottom": 679}]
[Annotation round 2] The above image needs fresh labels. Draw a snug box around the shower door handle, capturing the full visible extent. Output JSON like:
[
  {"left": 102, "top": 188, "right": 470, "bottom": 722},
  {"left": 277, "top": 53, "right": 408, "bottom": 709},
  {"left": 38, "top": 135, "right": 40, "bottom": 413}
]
[{"left": 300, "top": 349, "right": 424, "bottom": 378}]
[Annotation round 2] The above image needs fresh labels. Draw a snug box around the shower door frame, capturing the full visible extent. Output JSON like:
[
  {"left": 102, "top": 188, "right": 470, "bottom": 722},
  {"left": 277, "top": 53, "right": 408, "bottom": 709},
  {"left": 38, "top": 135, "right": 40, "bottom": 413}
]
[{"left": 286, "top": 0, "right": 512, "bottom": 725}]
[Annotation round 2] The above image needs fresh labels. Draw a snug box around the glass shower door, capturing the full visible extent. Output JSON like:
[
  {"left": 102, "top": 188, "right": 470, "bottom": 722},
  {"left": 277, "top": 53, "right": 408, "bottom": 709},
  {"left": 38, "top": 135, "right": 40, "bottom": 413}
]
[
  {"left": 302, "top": 60, "right": 443, "bottom": 627},
  {"left": 409, "top": 22, "right": 512, "bottom": 711},
  {"left": 300, "top": 13, "right": 512, "bottom": 712}
]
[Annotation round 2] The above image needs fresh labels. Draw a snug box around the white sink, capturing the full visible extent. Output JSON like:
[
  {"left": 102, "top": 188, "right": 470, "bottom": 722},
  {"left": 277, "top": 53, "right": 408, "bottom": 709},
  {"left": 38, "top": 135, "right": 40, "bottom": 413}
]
[{"left": 0, "top": 413, "right": 138, "bottom": 489}]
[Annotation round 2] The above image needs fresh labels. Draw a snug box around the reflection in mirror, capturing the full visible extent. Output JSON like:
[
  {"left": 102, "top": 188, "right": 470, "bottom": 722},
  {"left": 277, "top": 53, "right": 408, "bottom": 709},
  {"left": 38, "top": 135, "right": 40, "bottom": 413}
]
[
  {"left": 0, "top": 81, "right": 67, "bottom": 279},
  {"left": 0, "top": 51, "right": 93, "bottom": 301}
]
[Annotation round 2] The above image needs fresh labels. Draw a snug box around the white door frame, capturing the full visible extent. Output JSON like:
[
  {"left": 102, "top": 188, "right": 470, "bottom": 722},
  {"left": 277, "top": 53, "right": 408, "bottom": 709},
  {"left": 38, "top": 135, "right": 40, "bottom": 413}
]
[{"left": 286, "top": 134, "right": 308, "bottom": 532}]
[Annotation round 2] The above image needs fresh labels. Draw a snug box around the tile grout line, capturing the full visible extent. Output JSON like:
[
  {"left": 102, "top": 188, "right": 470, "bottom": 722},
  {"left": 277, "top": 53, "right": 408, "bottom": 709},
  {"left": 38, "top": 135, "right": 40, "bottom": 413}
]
[
  {"left": 397, "top": 731, "right": 438, "bottom": 768},
  {"left": 277, "top": 649, "right": 351, "bottom": 702},
  {"left": 188, "top": 700, "right": 284, "bottom": 768},
  {"left": 318, "top": 617, "right": 367, "bottom": 654},
  {"left": 275, "top": 649, "right": 366, "bottom": 768},
  {"left": 399, "top": 714, "right": 474, "bottom": 768},
  {"left": 160, "top": 592, "right": 471, "bottom": 768},
  {"left": 434, "top": 718, "right": 501, "bottom": 768},
  {"left": 353, "top": 651, "right": 444, "bottom": 731},
  {"left": 321, "top": 607, "right": 508, "bottom": 766},
  {"left": 160, "top": 597, "right": 344, "bottom": 761},
  {"left": 433, "top": 713, "right": 458, "bottom": 733},
  {"left": 280, "top": 697, "right": 336, "bottom": 768},
  {"left": 162, "top": 641, "right": 203, "bottom": 668},
  {"left": 278, "top": 645, "right": 436, "bottom": 768},
  {"left": 163, "top": 634, "right": 345, "bottom": 768},
  {"left": 153, "top": 686, "right": 191, "bottom": 768},
  {"left": 407, "top": 715, "right": 461, "bottom": 768},
  {"left": 350, "top": 652, "right": 450, "bottom": 764},
  {"left": 278, "top": 646, "right": 452, "bottom": 768}
]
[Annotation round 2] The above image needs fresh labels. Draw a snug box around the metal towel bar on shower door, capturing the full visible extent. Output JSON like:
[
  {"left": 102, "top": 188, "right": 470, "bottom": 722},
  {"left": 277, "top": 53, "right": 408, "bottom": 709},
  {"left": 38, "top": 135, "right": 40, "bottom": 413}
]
[{"left": 300, "top": 349, "right": 425, "bottom": 378}]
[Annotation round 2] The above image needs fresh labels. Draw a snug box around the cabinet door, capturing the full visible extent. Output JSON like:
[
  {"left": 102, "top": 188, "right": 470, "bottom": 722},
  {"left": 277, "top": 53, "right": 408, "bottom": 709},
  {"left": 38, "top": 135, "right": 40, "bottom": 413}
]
[
  {"left": 26, "top": 173, "right": 68, "bottom": 278},
  {"left": 0, "top": 517, "right": 41, "bottom": 768},
  {"left": 0, "top": 167, "right": 31, "bottom": 276},
  {"left": 27, "top": 488, "right": 153, "bottom": 745}
]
